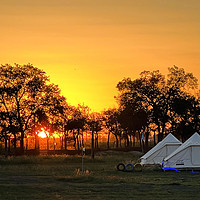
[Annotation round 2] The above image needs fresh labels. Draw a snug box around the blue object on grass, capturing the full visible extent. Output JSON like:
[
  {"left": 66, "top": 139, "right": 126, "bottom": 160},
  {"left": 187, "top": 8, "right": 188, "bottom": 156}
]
[
  {"left": 191, "top": 170, "right": 199, "bottom": 173},
  {"left": 161, "top": 162, "right": 180, "bottom": 172}
]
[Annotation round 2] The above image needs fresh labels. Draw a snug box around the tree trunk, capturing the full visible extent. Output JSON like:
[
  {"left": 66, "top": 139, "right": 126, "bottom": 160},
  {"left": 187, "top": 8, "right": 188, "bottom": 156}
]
[
  {"left": 64, "top": 134, "right": 67, "bottom": 150},
  {"left": 158, "top": 132, "right": 163, "bottom": 142},
  {"left": 91, "top": 130, "right": 94, "bottom": 159},
  {"left": 64, "top": 130, "right": 68, "bottom": 150},
  {"left": 96, "top": 133, "right": 99, "bottom": 148},
  {"left": 114, "top": 134, "right": 119, "bottom": 148},
  {"left": 8, "top": 136, "right": 11, "bottom": 154},
  {"left": 107, "top": 132, "right": 110, "bottom": 149},
  {"left": 73, "top": 130, "right": 76, "bottom": 150},
  {"left": 14, "top": 134, "right": 17, "bottom": 150},
  {"left": 53, "top": 137, "right": 56, "bottom": 154},
  {"left": 26, "top": 137, "right": 28, "bottom": 150},
  {"left": 145, "top": 131, "right": 149, "bottom": 150},
  {"left": 60, "top": 136, "right": 63, "bottom": 150},
  {"left": 79, "top": 135, "right": 82, "bottom": 148},
  {"left": 129, "top": 135, "right": 132, "bottom": 147},
  {"left": 126, "top": 134, "right": 129, "bottom": 147},
  {"left": 153, "top": 131, "right": 156, "bottom": 146},
  {"left": 138, "top": 131, "right": 144, "bottom": 153},
  {"left": 142, "top": 139, "right": 145, "bottom": 153},
  {"left": 161, "top": 123, "right": 166, "bottom": 139},
  {"left": 35, "top": 134, "right": 38, "bottom": 150},
  {"left": 19, "top": 120, "right": 25, "bottom": 154},
  {"left": 157, "top": 122, "right": 163, "bottom": 142},
  {"left": 132, "top": 132, "right": 135, "bottom": 147},
  {"left": 47, "top": 137, "right": 49, "bottom": 152},
  {"left": 20, "top": 131, "right": 24, "bottom": 154},
  {"left": 5, "top": 133, "right": 8, "bottom": 158},
  {"left": 95, "top": 133, "right": 98, "bottom": 149},
  {"left": 76, "top": 132, "right": 80, "bottom": 151},
  {"left": 82, "top": 132, "right": 84, "bottom": 147}
]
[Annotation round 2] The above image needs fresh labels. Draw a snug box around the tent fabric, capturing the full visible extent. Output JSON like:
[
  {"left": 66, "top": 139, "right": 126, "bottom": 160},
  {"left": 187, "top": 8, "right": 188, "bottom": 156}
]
[
  {"left": 163, "top": 132, "right": 200, "bottom": 170},
  {"left": 140, "top": 133, "right": 182, "bottom": 165}
]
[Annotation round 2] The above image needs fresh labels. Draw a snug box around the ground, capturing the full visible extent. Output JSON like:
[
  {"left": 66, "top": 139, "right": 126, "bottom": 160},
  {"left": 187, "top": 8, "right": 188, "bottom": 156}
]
[{"left": 0, "top": 151, "right": 200, "bottom": 200}]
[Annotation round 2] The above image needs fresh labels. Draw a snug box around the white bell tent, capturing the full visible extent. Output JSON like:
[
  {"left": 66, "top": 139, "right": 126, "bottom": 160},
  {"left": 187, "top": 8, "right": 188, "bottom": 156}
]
[
  {"left": 162, "top": 132, "right": 200, "bottom": 170},
  {"left": 140, "top": 133, "right": 182, "bottom": 165}
]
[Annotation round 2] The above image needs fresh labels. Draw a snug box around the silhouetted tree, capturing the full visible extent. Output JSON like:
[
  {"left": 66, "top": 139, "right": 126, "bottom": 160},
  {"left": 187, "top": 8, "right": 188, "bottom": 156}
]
[
  {"left": 65, "top": 105, "right": 89, "bottom": 150},
  {"left": 0, "top": 64, "right": 68, "bottom": 154},
  {"left": 103, "top": 108, "right": 122, "bottom": 148},
  {"left": 88, "top": 112, "right": 103, "bottom": 159},
  {"left": 116, "top": 66, "right": 200, "bottom": 148}
]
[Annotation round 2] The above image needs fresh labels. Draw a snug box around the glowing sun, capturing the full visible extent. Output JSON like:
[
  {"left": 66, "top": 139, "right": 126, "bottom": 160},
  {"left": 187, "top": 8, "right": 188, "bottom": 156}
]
[{"left": 38, "top": 128, "right": 49, "bottom": 138}]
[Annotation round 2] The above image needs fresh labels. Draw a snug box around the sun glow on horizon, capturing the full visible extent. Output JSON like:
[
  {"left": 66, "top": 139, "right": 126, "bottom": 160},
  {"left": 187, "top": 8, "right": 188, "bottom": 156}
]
[{"left": 38, "top": 128, "right": 49, "bottom": 138}]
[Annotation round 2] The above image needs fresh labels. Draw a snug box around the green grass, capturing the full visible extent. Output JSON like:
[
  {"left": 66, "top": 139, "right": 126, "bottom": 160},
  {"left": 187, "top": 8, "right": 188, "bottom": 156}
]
[{"left": 0, "top": 151, "right": 200, "bottom": 199}]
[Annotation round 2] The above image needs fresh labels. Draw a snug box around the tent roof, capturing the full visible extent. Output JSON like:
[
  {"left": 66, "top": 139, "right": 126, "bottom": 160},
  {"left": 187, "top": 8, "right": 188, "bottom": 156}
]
[
  {"left": 141, "top": 133, "right": 182, "bottom": 159},
  {"left": 164, "top": 132, "right": 200, "bottom": 161}
]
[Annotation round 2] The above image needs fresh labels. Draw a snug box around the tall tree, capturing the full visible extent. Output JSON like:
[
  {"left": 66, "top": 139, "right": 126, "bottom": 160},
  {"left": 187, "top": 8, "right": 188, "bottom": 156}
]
[
  {"left": 116, "top": 66, "right": 200, "bottom": 147},
  {"left": 0, "top": 64, "right": 68, "bottom": 154},
  {"left": 116, "top": 70, "right": 165, "bottom": 145}
]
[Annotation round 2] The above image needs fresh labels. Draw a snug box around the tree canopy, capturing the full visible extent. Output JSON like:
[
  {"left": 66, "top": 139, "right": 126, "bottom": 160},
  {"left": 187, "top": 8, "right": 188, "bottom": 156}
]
[
  {"left": 0, "top": 64, "right": 68, "bottom": 154},
  {"left": 115, "top": 66, "right": 200, "bottom": 150}
]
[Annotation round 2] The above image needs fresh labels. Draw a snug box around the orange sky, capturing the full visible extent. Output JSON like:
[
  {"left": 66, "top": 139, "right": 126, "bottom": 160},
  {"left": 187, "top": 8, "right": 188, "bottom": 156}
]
[{"left": 1, "top": 0, "right": 200, "bottom": 112}]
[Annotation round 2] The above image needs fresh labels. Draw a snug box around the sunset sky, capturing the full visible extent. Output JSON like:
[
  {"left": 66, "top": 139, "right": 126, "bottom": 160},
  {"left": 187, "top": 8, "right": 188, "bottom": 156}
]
[{"left": 1, "top": 0, "right": 200, "bottom": 112}]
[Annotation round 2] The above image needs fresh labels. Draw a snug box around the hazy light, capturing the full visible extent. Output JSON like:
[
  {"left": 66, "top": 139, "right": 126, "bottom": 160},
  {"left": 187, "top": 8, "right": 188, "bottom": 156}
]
[{"left": 38, "top": 128, "right": 49, "bottom": 138}]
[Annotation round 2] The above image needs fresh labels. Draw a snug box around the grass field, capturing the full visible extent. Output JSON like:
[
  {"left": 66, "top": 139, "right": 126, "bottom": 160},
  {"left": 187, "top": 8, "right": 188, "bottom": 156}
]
[{"left": 0, "top": 151, "right": 200, "bottom": 200}]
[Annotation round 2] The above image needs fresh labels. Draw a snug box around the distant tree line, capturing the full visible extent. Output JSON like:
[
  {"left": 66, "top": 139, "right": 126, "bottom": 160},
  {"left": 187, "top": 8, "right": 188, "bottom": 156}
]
[{"left": 0, "top": 64, "right": 200, "bottom": 156}]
